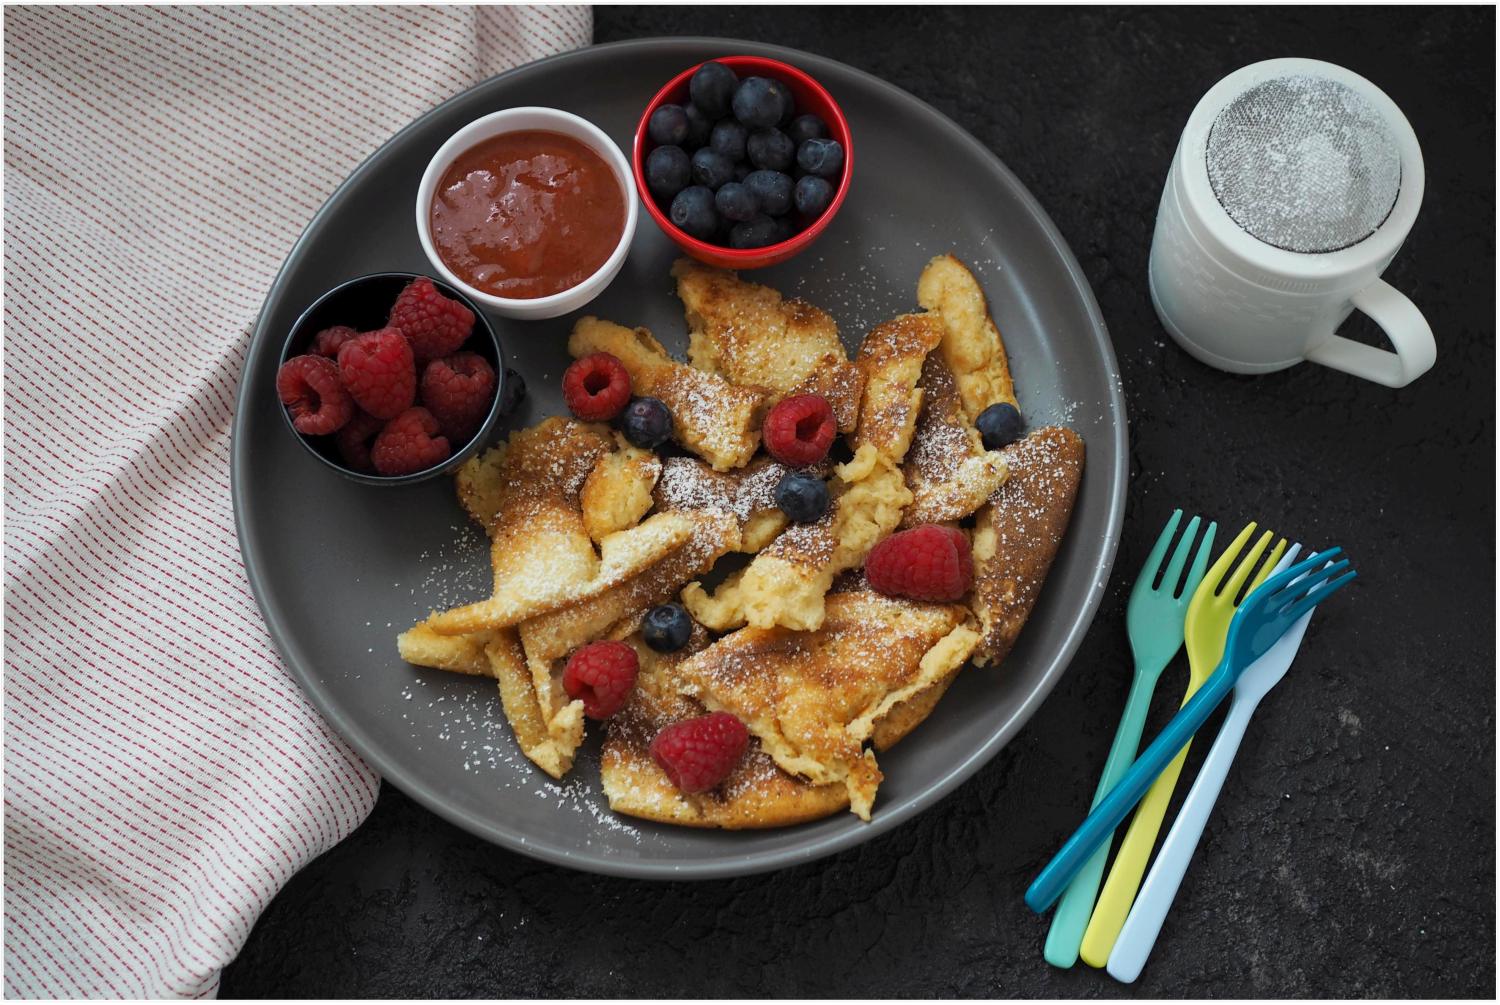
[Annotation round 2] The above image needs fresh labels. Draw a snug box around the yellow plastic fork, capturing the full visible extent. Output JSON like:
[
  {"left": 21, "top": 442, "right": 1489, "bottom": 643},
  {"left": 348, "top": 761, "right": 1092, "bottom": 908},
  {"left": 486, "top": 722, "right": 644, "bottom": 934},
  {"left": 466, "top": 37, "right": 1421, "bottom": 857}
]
[{"left": 1079, "top": 522, "right": 1286, "bottom": 967}]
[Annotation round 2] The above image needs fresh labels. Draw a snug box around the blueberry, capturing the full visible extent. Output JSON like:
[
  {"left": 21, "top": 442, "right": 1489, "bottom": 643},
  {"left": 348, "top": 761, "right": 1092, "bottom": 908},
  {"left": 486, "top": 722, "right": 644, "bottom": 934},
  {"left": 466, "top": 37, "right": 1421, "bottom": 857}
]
[
  {"left": 975, "top": 402, "right": 1024, "bottom": 450},
  {"left": 775, "top": 470, "right": 829, "bottom": 523},
  {"left": 797, "top": 137, "right": 845, "bottom": 178},
  {"left": 648, "top": 104, "right": 689, "bottom": 147},
  {"left": 642, "top": 602, "right": 693, "bottom": 653},
  {"left": 765, "top": 78, "right": 795, "bottom": 125},
  {"left": 669, "top": 185, "right": 718, "bottom": 240},
  {"left": 683, "top": 102, "right": 713, "bottom": 148},
  {"left": 743, "top": 170, "right": 794, "bottom": 217},
  {"left": 786, "top": 113, "right": 828, "bottom": 146},
  {"left": 747, "top": 128, "right": 794, "bottom": 171},
  {"left": 497, "top": 368, "right": 526, "bottom": 417},
  {"left": 689, "top": 60, "right": 739, "bottom": 118},
  {"left": 715, "top": 182, "right": 759, "bottom": 222},
  {"left": 732, "top": 76, "right": 783, "bottom": 129},
  {"left": 645, "top": 145, "right": 691, "bottom": 199},
  {"left": 621, "top": 396, "right": 673, "bottom": 449},
  {"left": 690, "top": 147, "right": 735, "bottom": 190},
  {"left": 730, "top": 215, "right": 782, "bottom": 249},
  {"left": 709, "top": 119, "right": 748, "bottom": 162},
  {"left": 794, "top": 175, "right": 834, "bottom": 217}
]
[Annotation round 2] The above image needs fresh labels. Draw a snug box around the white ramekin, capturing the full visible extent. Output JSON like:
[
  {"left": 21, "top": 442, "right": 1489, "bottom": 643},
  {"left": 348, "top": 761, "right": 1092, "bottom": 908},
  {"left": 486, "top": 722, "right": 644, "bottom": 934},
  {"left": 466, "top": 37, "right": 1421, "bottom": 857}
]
[{"left": 415, "top": 107, "right": 639, "bottom": 321}]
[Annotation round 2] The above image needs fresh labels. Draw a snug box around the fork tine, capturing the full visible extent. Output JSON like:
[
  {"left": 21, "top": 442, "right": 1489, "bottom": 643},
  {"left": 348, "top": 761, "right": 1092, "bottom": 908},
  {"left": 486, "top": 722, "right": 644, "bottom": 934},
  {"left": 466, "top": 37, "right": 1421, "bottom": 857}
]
[
  {"left": 1159, "top": 515, "right": 1201, "bottom": 594},
  {"left": 1245, "top": 537, "right": 1290, "bottom": 598},
  {"left": 1198, "top": 522, "right": 1257, "bottom": 600},
  {"left": 1283, "top": 559, "right": 1353, "bottom": 602},
  {"left": 1179, "top": 521, "right": 1219, "bottom": 599},
  {"left": 1271, "top": 549, "right": 1344, "bottom": 601},
  {"left": 1219, "top": 530, "right": 1276, "bottom": 602},
  {"left": 1137, "top": 509, "right": 1183, "bottom": 593},
  {"left": 1274, "top": 542, "right": 1303, "bottom": 575},
  {"left": 1285, "top": 570, "right": 1357, "bottom": 619}
]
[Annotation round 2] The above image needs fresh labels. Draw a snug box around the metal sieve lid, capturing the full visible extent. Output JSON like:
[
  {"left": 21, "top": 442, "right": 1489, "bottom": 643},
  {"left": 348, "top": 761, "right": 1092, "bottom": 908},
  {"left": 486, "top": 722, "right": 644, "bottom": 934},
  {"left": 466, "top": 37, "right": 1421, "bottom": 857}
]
[{"left": 1206, "top": 74, "right": 1402, "bottom": 254}]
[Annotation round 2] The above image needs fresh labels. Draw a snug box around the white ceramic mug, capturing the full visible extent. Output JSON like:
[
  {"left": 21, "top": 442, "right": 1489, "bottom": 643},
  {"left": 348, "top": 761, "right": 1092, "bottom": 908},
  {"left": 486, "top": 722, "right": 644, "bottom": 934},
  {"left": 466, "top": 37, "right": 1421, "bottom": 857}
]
[{"left": 1149, "top": 58, "right": 1435, "bottom": 388}]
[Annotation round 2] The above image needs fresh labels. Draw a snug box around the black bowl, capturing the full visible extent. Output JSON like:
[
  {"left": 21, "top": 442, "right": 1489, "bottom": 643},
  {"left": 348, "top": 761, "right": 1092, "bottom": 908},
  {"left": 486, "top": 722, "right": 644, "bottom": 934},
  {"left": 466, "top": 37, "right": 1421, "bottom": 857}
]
[{"left": 277, "top": 272, "right": 506, "bottom": 485}]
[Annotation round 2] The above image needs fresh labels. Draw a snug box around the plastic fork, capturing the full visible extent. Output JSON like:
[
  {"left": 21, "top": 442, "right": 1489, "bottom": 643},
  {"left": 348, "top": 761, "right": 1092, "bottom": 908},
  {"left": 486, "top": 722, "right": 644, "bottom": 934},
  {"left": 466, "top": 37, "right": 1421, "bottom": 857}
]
[
  {"left": 1043, "top": 510, "right": 1216, "bottom": 968},
  {"left": 1024, "top": 545, "right": 1354, "bottom": 914},
  {"left": 1108, "top": 545, "right": 1320, "bottom": 983},
  {"left": 1077, "top": 523, "right": 1285, "bottom": 965}
]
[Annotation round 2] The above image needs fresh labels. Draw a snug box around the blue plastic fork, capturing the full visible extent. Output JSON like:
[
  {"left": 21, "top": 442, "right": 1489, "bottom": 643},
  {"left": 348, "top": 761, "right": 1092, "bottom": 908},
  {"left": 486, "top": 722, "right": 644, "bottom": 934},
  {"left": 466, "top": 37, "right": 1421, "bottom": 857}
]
[{"left": 1024, "top": 548, "right": 1356, "bottom": 913}]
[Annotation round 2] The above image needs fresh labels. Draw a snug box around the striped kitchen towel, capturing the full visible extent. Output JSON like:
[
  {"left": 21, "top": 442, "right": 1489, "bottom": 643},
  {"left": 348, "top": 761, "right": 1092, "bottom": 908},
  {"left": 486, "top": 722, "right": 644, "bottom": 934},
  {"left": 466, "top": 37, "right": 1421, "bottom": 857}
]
[{"left": 2, "top": 6, "right": 592, "bottom": 997}]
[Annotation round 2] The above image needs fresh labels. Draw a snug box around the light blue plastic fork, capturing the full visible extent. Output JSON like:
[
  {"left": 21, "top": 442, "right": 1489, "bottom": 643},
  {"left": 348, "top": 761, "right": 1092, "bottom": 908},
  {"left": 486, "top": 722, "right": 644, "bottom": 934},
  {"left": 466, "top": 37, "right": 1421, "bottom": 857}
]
[
  {"left": 1043, "top": 510, "right": 1215, "bottom": 968},
  {"left": 1107, "top": 546, "right": 1325, "bottom": 982},
  {"left": 1025, "top": 548, "right": 1356, "bottom": 913}
]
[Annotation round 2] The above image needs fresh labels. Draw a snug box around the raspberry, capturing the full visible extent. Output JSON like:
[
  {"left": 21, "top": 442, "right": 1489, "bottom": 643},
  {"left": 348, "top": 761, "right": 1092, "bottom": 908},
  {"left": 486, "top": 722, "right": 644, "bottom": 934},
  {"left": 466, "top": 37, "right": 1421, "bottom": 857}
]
[
  {"left": 337, "top": 327, "right": 415, "bottom": 419},
  {"left": 865, "top": 525, "right": 974, "bottom": 602},
  {"left": 335, "top": 410, "right": 385, "bottom": 473},
  {"left": 762, "top": 394, "right": 836, "bottom": 466},
  {"left": 389, "top": 277, "right": 474, "bottom": 361},
  {"left": 561, "top": 640, "right": 639, "bottom": 719},
  {"left": 311, "top": 325, "right": 359, "bottom": 358},
  {"left": 420, "top": 351, "right": 496, "bottom": 442},
  {"left": 370, "top": 406, "right": 450, "bottom": 476},
  {"left": 562, "top": 352, "right": 632, "bottom": 421},
  {"left": 276, "top": 354, "right": 353, "bottom": 435},
  {"left": 649, "top": 712, "right": 749, "bottom": 794}
]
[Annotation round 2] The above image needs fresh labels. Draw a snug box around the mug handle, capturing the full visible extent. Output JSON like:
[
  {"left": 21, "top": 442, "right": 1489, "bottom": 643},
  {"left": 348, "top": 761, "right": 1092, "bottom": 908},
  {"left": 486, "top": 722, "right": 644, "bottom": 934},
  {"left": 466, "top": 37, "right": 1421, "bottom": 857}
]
[{"left": 1305, "top": 279, "right": 1436, "bottom": 388}]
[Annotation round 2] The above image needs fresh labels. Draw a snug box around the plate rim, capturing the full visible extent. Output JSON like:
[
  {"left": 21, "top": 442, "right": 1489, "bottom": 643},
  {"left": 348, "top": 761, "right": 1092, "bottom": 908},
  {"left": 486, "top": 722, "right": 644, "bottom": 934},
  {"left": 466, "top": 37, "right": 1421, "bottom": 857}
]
[{"left": 231, "top": 36, "right": 1129, "bottom": 880}]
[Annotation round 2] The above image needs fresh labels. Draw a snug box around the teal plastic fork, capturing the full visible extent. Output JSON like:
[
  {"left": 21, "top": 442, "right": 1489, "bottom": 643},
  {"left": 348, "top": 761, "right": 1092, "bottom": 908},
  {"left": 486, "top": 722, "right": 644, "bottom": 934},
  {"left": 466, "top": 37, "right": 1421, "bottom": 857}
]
[
  {"left": 1025, "top": 548, "right": 1356, "bottom": 913},
  {"left": 1043, "top": 510, "right": 1216, "bottom": 968}
]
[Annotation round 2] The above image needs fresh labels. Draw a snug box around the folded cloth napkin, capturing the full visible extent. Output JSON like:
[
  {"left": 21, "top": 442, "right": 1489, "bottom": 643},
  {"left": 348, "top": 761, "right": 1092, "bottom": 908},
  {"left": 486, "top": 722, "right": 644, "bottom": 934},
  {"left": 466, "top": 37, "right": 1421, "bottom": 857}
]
[{"left": 2, "top": 7, "right": 592, "bottom": 997}]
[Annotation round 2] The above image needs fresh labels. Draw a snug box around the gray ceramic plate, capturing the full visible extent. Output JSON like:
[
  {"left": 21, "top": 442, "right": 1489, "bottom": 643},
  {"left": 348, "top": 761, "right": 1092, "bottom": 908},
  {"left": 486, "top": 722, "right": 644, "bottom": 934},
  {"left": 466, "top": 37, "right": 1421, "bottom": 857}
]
[{"left": 232, "top": 38, "right": 1127, "bottom": 879}]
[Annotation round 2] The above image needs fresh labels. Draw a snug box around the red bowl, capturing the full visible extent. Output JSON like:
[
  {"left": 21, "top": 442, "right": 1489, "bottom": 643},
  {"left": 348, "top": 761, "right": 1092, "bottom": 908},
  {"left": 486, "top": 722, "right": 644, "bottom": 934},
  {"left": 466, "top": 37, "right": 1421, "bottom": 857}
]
[{"left": 633, "top": 55, "right": 853, "bottom": 270}]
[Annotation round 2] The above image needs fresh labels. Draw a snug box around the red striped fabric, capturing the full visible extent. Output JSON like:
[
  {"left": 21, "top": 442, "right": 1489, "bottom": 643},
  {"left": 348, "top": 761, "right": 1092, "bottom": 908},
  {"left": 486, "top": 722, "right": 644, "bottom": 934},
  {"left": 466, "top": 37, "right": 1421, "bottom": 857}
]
[{"left": 3, "top": 7, "right": 592, "bottom": 997}]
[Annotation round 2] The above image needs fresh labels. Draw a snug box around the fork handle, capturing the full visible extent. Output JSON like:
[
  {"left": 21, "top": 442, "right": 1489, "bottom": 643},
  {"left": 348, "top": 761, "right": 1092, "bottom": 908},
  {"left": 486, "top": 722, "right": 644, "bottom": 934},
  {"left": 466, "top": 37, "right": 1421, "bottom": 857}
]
[
  {"left": 1024, "top": 667, "right": 1236, "bottom": 913},
  {"left": 1104, "top": 695, "right": 1256, "bottom": 982},
  {"left": 1043, "top": 666, "right": 1163, "bottom": 967}
]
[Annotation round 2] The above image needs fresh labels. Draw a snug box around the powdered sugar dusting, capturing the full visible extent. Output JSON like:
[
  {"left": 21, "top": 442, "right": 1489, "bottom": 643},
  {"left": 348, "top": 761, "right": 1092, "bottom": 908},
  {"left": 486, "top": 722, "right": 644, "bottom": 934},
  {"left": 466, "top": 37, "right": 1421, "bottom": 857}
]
[
  {"left": 654, "top": 456, "right": 787, "bottom": 523},
  {"left": 407, "top": 520, "right": 490, "bottom": 610},
  {"left": 396, "top": 671, "right": 646, "bottom": 843}
]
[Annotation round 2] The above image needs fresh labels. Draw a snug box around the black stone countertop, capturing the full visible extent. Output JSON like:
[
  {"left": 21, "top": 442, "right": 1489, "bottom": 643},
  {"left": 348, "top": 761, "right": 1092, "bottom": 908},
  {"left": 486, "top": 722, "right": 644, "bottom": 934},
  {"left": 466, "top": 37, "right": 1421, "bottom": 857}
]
[{"left": 222, "top": 7, "right": 1495, "bottom": 998}]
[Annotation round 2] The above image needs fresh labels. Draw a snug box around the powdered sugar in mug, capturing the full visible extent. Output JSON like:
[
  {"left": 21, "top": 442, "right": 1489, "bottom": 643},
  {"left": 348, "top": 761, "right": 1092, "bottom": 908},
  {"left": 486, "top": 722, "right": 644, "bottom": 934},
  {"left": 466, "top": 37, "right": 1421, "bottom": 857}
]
[{"left": 1149, "top": 58, "right": 1435, "bottom": 388}]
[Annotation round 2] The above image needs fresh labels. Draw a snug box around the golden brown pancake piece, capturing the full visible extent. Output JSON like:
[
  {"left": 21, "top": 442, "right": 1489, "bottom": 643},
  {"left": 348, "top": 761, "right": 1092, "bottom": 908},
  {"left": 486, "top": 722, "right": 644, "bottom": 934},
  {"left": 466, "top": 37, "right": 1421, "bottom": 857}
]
[
  {"left": 673, "top": 258, "right": 864, "bottom": 433},
  {"left": 601, "top": 632, "right": 849, "bottom": 828},
  {"left": 916, "top": 253, "right": 1018, "bottom": 418},
  {"left": 517, "top": 510, "right": 740, "bottom": 688},
  {"left": 970, "top": 426, "right": 1085, "bottom": 667},
  {"left": 569, "top": 316, "right": 768, "bottom": 471},
  {"left": 680, "top": 314, "right": 940, "bottom": 633},
  {"left": 580, "top": 436, "right": 661, "bottom": 543},
  {"left": 396, "top": 623, "right": 494, "bottom": 677},
  {"left": 849, "top": 313, "right": 945, "bottom": 461},
  {"left": 673, "top": 589, "right": 979, "bottom": 819},
  {"left": 826, "top": 571, "right": 970, "bottom": 753},
  {"left": 485, "top": 627, "right": 581, "bottom": 780},
  {"left": 652, "top": 454, "right": 815, "bottom": 553},
  {"left": 421, "top": 420, "right": 693, "bottom": 636},
  {"left": 901, "top": 353, "right": 1008, "bottom": 526}
]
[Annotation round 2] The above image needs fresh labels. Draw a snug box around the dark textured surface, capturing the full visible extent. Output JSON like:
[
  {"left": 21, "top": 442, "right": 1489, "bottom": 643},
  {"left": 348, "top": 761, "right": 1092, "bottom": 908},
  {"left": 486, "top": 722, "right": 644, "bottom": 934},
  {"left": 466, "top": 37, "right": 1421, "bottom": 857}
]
[{"left": 222, "top": 7, "right": 1495, "bottom": 998}]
